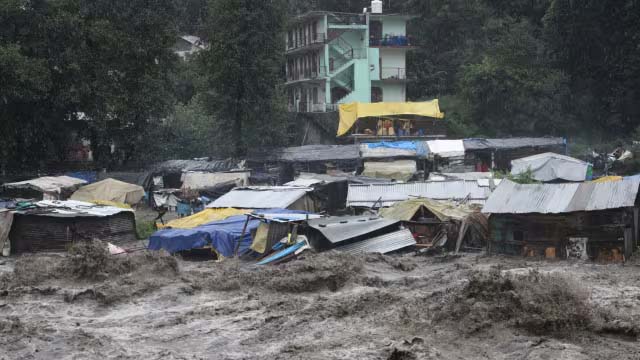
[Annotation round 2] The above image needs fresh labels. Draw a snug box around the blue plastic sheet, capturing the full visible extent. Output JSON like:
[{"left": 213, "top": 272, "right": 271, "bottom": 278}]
[
  {"left": 366, "top": 141, "right": 417, "bottom": 150},
  {"left": 66, "top": 171, "right": 97, "bottom": 184},
  {"left": 148, "top": 215, "right": 260, "bottom": 256},
  {"left": 148, "top": 209, "right": 312, "bottom": 256}
]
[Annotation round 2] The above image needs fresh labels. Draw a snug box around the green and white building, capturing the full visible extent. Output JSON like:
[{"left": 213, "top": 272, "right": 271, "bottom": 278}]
[{"left": 286, "top": 3, "right": 415, "bottom": 113}]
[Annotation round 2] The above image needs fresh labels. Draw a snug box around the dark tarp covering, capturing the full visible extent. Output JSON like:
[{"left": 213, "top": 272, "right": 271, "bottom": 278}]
[
  {"left": 463, "top": 137, "right": 565, "bottom": 151},
  {"left": 247, "top": 145, "right": 360, "bottom": 163},
  {"left": 149, "top": 159, "right": 243, "bottom": 174}
]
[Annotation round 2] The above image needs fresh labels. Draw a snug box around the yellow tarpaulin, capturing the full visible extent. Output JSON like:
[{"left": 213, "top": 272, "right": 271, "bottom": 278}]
[
  {"left": 379, "top": 198, "right": 474, "bottom": 222},
  {"left": 337, "top": 100, "right": 445, "bottom": 136},
  {"left": 592, "top": 176, "right": 623, "bottom": 183},
  {"left": 157, "top": 208, "right": 250, "bottom": 229}
]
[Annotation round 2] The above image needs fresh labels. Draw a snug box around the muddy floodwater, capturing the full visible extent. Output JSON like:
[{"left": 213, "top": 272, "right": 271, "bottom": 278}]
[{"left": 1, "top": 246, "right": 639, "bottom": 359}]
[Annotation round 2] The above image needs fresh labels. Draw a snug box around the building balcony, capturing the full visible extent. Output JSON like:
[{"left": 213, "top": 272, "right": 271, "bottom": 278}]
[
  {"left": 369, "top": 35, "right": 416, "bottom": 48},
  {"left": 379, "top": 67, "right": 407, "bottom": 81},
  {"left": 288, "top": 102, "right": 341, "bottom": 113},
  {"left": 286, "top": 33, "right": 326, "bottom": 53},
  {"left": 286, "top": 66, "right": 328, "bottom": 84}
]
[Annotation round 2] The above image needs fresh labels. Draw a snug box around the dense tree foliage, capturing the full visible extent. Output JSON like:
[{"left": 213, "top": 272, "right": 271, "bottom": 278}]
[
  {"left": 0, "top": 0, "right": 178, "bottom": 171},
  {"left": 2, "top": 0, "right": 640, "bottom": 172},
  {"left": 200, "top": 0, "right": 288, "bottom": 157}
]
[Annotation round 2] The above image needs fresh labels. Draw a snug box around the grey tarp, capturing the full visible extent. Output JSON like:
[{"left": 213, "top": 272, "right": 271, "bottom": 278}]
[{"left": 510, "top": 152, "right": 590, "bottom": 182}]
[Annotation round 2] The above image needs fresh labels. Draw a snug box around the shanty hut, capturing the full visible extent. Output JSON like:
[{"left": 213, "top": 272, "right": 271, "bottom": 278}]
[
  {"left": 70, "top": 178, "right": 145, "bottom": 206},
  {"left": 380, "top": 198, "right": 488, "bottom": 251},
  {"left": 463, "top": 137, "right": 566, "bottom": 172},
  {"left": 8, "top": 200, "right": 136, "bottom": 254},
  {"left": 2, "top": 176, "right": 87, "bottom": 200},
  {"left": 482, "top": 178, "right": 640, "bottom": 261}
]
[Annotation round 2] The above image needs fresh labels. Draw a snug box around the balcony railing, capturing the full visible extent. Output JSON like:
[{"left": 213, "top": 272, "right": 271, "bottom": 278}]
[
  {"left": 286, "top": 33, "right": 326, "bottom": 51},
  {"left": 328, "top": 14, "right": 367, "bottom": 26},
  {"left": 380, "top": 67, "right": 407, "bottom": 81},
  {"left": 286, "top": 66, "right": 328, "bottom": 83},
  {"left": 369, "top": 35, "right": 413, "bottom": 47},
  {"left": 288, "top": 103, "right": 342, "bottom": 113}
]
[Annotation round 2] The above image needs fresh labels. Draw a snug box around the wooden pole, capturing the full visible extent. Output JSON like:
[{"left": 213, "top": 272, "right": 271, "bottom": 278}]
[{"left": 235, "top": 215, "right": 251, "bottom": 258}]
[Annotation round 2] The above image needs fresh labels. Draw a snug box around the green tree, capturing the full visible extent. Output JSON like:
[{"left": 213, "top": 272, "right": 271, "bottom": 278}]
[{"left": 201, "top": 0, "right": 288, "bottom": 157}]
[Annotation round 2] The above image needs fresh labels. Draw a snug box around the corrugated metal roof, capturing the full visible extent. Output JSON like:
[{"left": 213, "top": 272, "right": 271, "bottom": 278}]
[
  {"left": 335, "top": 229, "right": 416, "bottom": 254},
  {"left": 482, "top": 178, "right": 640, "bottom": 214},
  {"left": 307, "top": 215, "right": 399, "bottom": 243},
  {"left": 206, "top": 187, "right": 311, "bottom": 209},
  {"left": 15, "top": 200, "right": 133, "bottom": 218},
  {"left": 463, "top": 137, "right": 565, "bottom": 151},
  {"left": 347, "top": 181, "right": 491, "bottom": 207}
]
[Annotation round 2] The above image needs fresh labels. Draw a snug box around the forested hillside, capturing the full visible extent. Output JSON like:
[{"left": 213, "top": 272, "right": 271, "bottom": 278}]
[{"left": 1, "top": 0, "right": 639, "bottom": 172}]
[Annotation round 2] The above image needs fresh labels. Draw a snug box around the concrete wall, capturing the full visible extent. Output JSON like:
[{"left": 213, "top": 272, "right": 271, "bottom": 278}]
[
  {"left": 379, "top": 48, "right": 406, "bottom": 68},
  {"left": 382, "top": 17, "right": 406, "bottom": 36},
  {"left": 368, "top": 48, "right": 380, "bottom": 81},
  {"left": 379, "top": 82, "right": 406, "bottom": 102}
]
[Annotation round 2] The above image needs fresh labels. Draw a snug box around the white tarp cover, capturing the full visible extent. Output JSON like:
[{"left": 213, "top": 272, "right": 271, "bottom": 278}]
[
  {"left": 24, "top": 200, "right": 133, "bottom": 217},
  {"left": 426, "top": 140, "right": 465, "bottom": 158},
  {"left": 511, "top": 152, "right": 590, "bottom": 182},
  {"left": 70, "top": 178, "right": 144, "bottom": 205},
  {"left": 362, "top": 160, "right": 417, "bottom": 181},
  {"left": 181, "top": 171, "right": 249, "bottom": 190},
  {"left": 3, "top": 176, "right": 87, "bottom": 198}
]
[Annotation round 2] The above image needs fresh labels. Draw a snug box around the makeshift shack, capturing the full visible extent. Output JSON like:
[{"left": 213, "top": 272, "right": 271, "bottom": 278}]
[
  {"left": 511, "top": 152, "right": 592, "bottom": 182},
  {"left": 463, "top": 137, "right": 566, "bottom": 172},
  {"left": 306, "top": 215, "right": 415, "bottom": 254},
  {"left": 347, "top": 180, "right": 493, "bottom": 208},
  {"left": 148, "top": 210, "right": 317, "bottom": 258},
  {"left": 247, "top": 144, "right": 361, "bottom": 183},
  {"left": 2, "top": 176, "right": 87, "bottom": 200},
  {"left": 380, "top": 198, "right": 488, "bottom": 251},
  {"left": 361, "top": 160, "right": 418, "bottom": 182},
  {"left": 70, "top": 178, "right": 144, "bottom": 205},
  {"left": 8, "top": 200, "right": 136, "bottom": 254},
  {"left": 206, "top": 186, "right": 318, "bottom": 212},
  {"left": 482, "top": 179, "right": 640, "bottom": 261},
  {"left": 285, "top": 173, "right": 349, "bottom": 213},
  {"left": 148, "top": 215, "right": 259, "bottom": 256}
]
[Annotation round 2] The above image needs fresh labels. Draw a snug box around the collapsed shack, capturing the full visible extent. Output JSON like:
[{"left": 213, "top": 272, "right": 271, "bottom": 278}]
[
  {"left": 247, "top": 144, "right": 361, "bottom": 184},
  {"left": 379, "top": 198, "right": 488, "bottom": 252},
  {"left": 482, "top": 178, "right": 640, "bottom": 261},
  {"left": 7, "top": 200, "right": 136, "bottom": 254},
  {"left": 1, "top": 175, "right": 87, "bottom": 200},
  {"left": 305, "top": 215, "right": 416, "bottom": 254},
  {"left": 148, "top": 210, "right": 319, "bottom": 259}
]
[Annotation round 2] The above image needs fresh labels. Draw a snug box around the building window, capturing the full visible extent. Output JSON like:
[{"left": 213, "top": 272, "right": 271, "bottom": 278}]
[
  {"left": 312, "top": 87, "right": 318, "bottom": 104},
  {"left": 372, "top": 87, "right": 383, "bottom": 103}
]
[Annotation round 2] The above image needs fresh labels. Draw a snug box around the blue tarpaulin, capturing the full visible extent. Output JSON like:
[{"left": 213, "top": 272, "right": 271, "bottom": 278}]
[
  {"left": 365, "top": 141, "right": 429, "bottom": 157},
  {"left": 148, "top": 215, "right": 259, "bottom": 256},
  {"left": 148, "top": 209, "right": 312, "bottom": 256},
  {"left": 66, "top": 171, "right": 97, "bottom": 184},
  {"left": 366, "top": 141, "right": 417, "bottom": 150}
]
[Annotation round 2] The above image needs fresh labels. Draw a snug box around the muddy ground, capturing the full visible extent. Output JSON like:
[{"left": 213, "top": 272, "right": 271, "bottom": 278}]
[{"left": 1, "top": 244, "right": 639, "bottom": 360}]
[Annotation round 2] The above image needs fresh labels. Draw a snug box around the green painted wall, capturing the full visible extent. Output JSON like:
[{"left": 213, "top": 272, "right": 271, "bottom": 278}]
[{"left": 368, "top": 48, "right": 380, "bottom": 81}]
